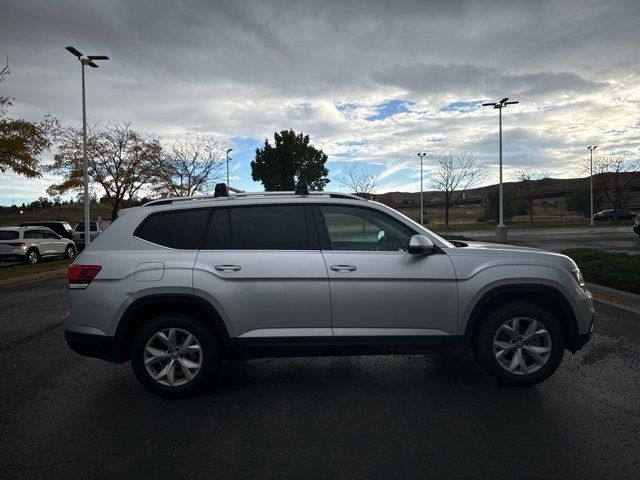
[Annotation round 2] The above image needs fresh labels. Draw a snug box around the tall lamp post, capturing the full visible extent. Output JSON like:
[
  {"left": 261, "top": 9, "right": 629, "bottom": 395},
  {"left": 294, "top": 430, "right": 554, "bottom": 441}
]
[
  {"left": 482, "top": 97, "right": 519, "bottom": 242},
  {"left": 417, "top": 152, "right": 427, "bottom": 225},
  {"left": 65, "top": 46, "right": 109, "bottom": 248},
  {"left": 587, "top": 145, "right": 598, "bottom": 226},
  {"left": 226, "top": 148, "right": 233, "bottom": 187}
]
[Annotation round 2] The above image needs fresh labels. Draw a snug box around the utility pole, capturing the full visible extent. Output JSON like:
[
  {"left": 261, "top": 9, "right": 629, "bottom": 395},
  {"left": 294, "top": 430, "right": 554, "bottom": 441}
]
[
  {"left": 66, "top": 46, "right": 109, "bottom": 247},
  {"left": 417, "top": 152, "right": 427, "bottom": 225},
  {"left": 588, "top": 145, "right": 598, "bottom": 225},
  {"left": 226, "top": 148, "right": 233, "bottom": 187},
  {"left": 482, "top": 97, "right": 519, "bottom": 242}
]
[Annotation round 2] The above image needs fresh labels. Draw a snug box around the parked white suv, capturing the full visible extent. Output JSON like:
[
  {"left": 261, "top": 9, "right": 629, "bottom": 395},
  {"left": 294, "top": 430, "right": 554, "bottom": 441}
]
[
  {"left": 64, "top": 184, "right": 594, "bottom": 397},
  {"left": 0, "top": 226, "right": 76, "bottom": 264}
]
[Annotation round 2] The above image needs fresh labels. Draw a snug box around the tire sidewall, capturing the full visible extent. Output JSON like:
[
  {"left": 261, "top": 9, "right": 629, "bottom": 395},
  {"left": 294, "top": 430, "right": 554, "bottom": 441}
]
[
  {"left": 474, "top": 302, "right": 565, "bottom": 386},
  {"left": 131, "top": 313, "right": 218, "bottom": 398},
  {"left": 65, "top": 245, "right": 76, "bottom": 259},
  {"left": 25, "top": 249, "right": 39, "bottom": 265}
]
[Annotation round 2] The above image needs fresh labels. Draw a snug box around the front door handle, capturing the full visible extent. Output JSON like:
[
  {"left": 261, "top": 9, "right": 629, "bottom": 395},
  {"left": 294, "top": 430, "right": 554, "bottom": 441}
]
[
  {"left": 330, "top": 265, "right": 357, "bottom": 272},
  {"left": 215, "top": 264, "right": 241, "bottom": 272}
]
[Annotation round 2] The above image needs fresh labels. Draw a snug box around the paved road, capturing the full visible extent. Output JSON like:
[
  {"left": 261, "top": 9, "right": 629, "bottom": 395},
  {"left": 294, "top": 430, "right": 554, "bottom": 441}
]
[
  {"left": 1, "top": 277, "right": 639, "bottom": 479},
  {"left": 450, "top": 225, "right": 639, "bottom": 253}
]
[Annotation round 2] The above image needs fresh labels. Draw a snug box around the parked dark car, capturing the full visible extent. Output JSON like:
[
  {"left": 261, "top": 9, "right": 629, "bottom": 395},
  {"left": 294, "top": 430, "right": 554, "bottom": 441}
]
[
  {"left": 20, "top": 221, "right": 74, "bottom": 239},
  {"left": 592, "top": 209, "right": 636, "bottom": 221}
]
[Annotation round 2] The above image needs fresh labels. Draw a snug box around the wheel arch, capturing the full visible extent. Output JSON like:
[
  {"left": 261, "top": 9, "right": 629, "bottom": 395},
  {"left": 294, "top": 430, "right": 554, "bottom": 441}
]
[
  {"left": 463, "top": 284, "right": 581, "bottom": 353},
  {"left": 114, "top": 294, "right": 230, "bottom": 362}
]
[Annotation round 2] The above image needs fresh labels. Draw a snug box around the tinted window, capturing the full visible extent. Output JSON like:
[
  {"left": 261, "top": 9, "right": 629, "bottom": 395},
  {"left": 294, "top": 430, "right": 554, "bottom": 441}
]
[
  {"left": 203, "top": 209, "right": 231, "bottom": 249},
  {"left": 135, "top": 209, "right": 210, "bottom": 249},
  {"left": 204, "top": 205, "right": 310, "bottom": 250},
  {"left": 0, "top": 231, "right": 19, "bottom": 240},
  {"left": 75, "top": 222, "right": 98, "bottom": 232},
  {"left": 320, "top": 205, "right": 413, "bottom": 252},
  {"left": 24, "top": 230, "right": 45, "bottom": 239},
  {"left": 42, "top": 230, "right": 58, "bottom": 239}
]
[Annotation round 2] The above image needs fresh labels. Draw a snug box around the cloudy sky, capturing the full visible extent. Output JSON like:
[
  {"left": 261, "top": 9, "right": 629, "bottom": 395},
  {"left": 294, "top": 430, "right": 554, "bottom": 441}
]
[{"left": 1, "top": 0, "right": 639, "bottom": 204}]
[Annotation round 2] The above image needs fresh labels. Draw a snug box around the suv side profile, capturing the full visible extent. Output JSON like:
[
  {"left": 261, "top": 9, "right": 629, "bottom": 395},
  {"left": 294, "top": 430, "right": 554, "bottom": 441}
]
[
  {"left": 0, "top": 226, "right": 76, "bottom": 264},
  {"left": 20, "top": 221, "right": 74, "bottom": 240},
  {"left": 64, "top": 185, "right": 594, "bottom": 397}
]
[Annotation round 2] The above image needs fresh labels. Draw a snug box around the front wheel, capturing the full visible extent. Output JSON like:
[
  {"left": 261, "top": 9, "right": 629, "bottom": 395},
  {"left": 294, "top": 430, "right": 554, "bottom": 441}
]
[
  {"left": 473, "top": 301, "right": 564, "bottom": 386},
  {"left": 131, "top": 313, "right": 219, "bottom": 398},
  {"left": 64, "top": 244, "right": 76, "bottom": 259}
]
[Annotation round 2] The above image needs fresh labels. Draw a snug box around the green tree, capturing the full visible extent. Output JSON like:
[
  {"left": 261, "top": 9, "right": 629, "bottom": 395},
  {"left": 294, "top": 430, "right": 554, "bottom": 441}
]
[
  {"left": 0, "top": 61, "right": 60, "bottom": 178},
  {"left": 48, "top": 122, "right": 161, "bottom": 220},
  {"left": 251, "top": 129, "right": 330, "bottom": 191}
]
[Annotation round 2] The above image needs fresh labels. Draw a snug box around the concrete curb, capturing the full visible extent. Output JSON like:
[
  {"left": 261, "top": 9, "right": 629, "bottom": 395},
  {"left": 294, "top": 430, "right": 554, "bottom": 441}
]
[
  {"left": 587, "top": 282, "right": 640, "bottom": 316},
  {"left": 0, "top": 268, "right": 67, "bottom": 289}
]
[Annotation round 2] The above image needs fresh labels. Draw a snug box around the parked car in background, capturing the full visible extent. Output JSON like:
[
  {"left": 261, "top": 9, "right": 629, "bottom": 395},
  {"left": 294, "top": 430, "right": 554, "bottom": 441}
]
[
  {"left": 633, "top": 214, "right": 640, "bottom": 237},
  {"left": 73, "top": 220, "right": 108, "bottom": 250},
  {"left": 0, "top": 226, "right": 76, "bottom": 264},
  {"left": 64, "top": 183, "right": 594, "bottom": 397},
  {"left": 592, "top": 209, "right": 636, "bottom": 221},
  {"left": 20, "top": 221, "right": 74, "bottom": 240}
]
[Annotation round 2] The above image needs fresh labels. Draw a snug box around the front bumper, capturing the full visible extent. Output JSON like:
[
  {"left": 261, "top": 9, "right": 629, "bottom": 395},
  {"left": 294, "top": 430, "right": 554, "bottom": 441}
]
[{"left": 64, "top": 331, "right": 123, "bottom": 363}]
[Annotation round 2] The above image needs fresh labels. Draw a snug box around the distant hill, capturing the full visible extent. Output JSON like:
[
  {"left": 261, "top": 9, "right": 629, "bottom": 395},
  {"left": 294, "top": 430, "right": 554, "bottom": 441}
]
[{"left": 373, "top": 173, "right": 640, "bottom": 209}]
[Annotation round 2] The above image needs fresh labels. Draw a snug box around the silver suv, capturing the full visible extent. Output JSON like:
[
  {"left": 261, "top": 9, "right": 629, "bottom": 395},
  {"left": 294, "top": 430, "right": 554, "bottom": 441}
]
[
  {"left": 0, "top": 226, "right": 76, "bottom": 264},
  {"left": 64, "top": 184, "right": 594, "bottom": 397}
]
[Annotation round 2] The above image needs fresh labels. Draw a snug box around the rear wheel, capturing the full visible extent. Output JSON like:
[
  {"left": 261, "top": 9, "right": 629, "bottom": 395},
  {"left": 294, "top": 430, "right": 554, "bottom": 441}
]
[
  {"left": 131, "top": 313, "right": 219, "bottom": 398},
  {"left": 25, "top": 249, "right": 39, "bottom": 265},
  {"left": 473, "top": 301, "right": 564, "bottom": 386}
]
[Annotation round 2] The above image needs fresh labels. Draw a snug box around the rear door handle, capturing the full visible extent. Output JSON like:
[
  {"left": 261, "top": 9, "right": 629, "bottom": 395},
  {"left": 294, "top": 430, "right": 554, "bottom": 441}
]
[
  {"left": 330, "top": 265, "right": 357, "bottom": 272},
  {"left": 215, "top": 265, "right": 241, "bottom": 272}
]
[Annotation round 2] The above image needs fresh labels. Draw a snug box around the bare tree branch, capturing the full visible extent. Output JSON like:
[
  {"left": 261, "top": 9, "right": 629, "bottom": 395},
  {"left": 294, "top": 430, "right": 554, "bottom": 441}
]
[
  {"left": 579, "top": 153, "right": 640, "bottom": 210},
  {"left": 429, "top": 152, "right": 487, "bottom": 226},
  {"left": 334, "top": 163, "right": 381, "bottom": 198}
]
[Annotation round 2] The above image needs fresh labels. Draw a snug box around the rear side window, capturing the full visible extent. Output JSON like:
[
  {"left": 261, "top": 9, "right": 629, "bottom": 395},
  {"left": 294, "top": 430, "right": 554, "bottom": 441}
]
[
  {"left": 203, "top": 205, "right": 310, "bottom": 250},
  {"left": 0, "top": 231, "right": 19, "bottom": 240},
  {"left": 135, "top": 209, "right": 210, "bottom": 249}
]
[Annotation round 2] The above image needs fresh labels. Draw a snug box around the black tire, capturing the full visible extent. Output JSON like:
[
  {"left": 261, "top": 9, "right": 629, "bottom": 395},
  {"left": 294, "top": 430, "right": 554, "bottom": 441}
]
[
  {"left": 24, "top": 248, "right": 39, "bottom": 265},
  {"left": 64, "top": 244, "right": 76, "bottom": 259},
  {"left": 473, "top": 301, "right": 564, "bottom": 386},
  {"left": 131, "top": 313, "right": 219, "bottom": 398}
]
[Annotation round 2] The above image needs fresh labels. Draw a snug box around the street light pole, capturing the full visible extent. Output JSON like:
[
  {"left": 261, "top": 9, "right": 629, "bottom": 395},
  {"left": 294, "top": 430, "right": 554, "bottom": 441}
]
[
  {"left": 417, "top": 152, "right": 427, "bottom": 225},
  {"left": 482, "top": 97, "right": 519, "bottom": 242},
  {"left": 66, "top": 47, "right": 108, "bottom": 248},
  {"left": 588, "top": 145, "right": 598, "bottom": 226},
  {"left": 226, "top": 148, "right": 233, "bottom": 187}
]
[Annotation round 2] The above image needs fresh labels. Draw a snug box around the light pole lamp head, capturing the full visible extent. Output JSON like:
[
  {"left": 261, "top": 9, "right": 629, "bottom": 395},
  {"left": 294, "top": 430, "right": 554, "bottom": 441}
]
[{"left": 66, "top": 46, "right": 83, "bottom": 58}]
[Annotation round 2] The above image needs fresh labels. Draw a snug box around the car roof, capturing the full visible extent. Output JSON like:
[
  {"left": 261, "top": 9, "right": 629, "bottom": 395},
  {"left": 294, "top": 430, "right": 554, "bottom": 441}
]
[{"left": 0, "top": 226, "right": 55, "bottom": 231}]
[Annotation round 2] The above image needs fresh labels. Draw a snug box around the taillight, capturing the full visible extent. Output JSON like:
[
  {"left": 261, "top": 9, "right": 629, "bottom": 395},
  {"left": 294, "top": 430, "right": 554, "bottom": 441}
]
[
  {"left": 8, "top": 242, "right": 26, "bottom": 247},
  {"left": 68, "top": 264, "right": 102, "bottom": 289}
]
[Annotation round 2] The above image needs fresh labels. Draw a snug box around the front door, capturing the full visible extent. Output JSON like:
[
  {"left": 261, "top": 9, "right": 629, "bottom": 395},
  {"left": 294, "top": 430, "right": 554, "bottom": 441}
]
[
  {"left": 194, "top": 204, "right": 331, "bottom": 338},
  {"left": 316, "top": 205, "right": 458, "bottom": 337}
]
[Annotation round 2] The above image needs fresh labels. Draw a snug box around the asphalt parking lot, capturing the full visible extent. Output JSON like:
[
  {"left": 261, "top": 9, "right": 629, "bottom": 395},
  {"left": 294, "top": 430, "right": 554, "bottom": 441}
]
[
  {"left": 1, "top": 277, "right": 639, "bottom": 479},
  {"left": 452, "top": 225, "right": 639, "bottom": 253}
]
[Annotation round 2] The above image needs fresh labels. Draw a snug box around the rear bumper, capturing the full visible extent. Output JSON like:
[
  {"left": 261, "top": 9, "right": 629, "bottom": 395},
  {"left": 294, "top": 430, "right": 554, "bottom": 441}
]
[{"left": 64, "top": 331, "right": 124, "bottom": 363}]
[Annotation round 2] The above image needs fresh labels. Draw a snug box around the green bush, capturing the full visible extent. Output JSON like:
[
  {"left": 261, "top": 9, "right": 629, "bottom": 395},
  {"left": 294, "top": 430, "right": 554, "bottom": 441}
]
[{"left": 562, "top": 248, "right": 640, "bottom": 295}]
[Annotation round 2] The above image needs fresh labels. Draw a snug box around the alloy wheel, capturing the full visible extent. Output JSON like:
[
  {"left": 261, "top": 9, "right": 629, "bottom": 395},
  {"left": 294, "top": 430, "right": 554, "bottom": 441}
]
[
  {"left": 492, "top": 317, "right": 552, "bottom": 375},
  {"left": 144, "top": 327, "right": 203, "bottom": 386},
  {"left": 28, "top": 251, "right": 38, "bottom": 264}
]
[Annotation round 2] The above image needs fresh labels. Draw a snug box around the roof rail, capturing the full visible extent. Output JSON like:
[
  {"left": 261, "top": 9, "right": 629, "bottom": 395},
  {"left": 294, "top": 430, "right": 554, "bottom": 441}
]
[{"left": 142, "top": 188, "right": 365, "bottom": 207}]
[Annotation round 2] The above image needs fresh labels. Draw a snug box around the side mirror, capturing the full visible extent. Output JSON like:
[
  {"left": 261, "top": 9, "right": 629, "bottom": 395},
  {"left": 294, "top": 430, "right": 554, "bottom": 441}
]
[{"left": 408, "top": 234, "right": 435, "bottom": 256}]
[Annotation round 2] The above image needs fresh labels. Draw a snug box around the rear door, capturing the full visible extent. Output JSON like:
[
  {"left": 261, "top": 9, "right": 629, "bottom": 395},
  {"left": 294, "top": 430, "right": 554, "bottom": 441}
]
[
  {"left": 193, "top": 204, "right": 331, "bottom": 338},
  {"left": 315, "top": 204, "right": 458, "bottom": 337}
]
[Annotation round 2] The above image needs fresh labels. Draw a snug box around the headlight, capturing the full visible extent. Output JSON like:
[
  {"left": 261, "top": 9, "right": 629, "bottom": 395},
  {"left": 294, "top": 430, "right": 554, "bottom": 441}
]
[{"left": 570, "top": 267, "right": 585, "bottom": 287}]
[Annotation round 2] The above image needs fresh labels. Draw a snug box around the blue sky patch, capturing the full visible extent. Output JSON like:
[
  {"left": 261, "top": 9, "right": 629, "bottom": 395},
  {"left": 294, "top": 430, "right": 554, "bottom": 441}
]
[
  {"left": 441, "top": 100, "right": 484, "bottom": 113},
  {"left": 366, "top": 100, "right": 412, "bottom": 121}
]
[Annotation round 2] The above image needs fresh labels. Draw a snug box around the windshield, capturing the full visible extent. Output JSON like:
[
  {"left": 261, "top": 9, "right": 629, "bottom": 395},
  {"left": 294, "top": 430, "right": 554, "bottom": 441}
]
[{"left": 75, "top": 222, "right": 97, "bottom": 231}]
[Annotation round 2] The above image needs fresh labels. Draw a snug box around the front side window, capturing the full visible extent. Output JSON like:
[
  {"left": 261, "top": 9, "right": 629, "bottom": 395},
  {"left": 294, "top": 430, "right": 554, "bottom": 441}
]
[
  {"left": 42, "top": 230, "right": 58, "bottom": 239},
  {"left": 75, "top": 222, "right": 98, "bottom": 232},
  {"left": 135, "top": 209, "right": 210, "bottom": 249},
  {"left": 203, "top": 205, "right": 310, "bottom": 250},
  {"left": 320, "top": 205, "right": 413, "bottom": 252}
]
